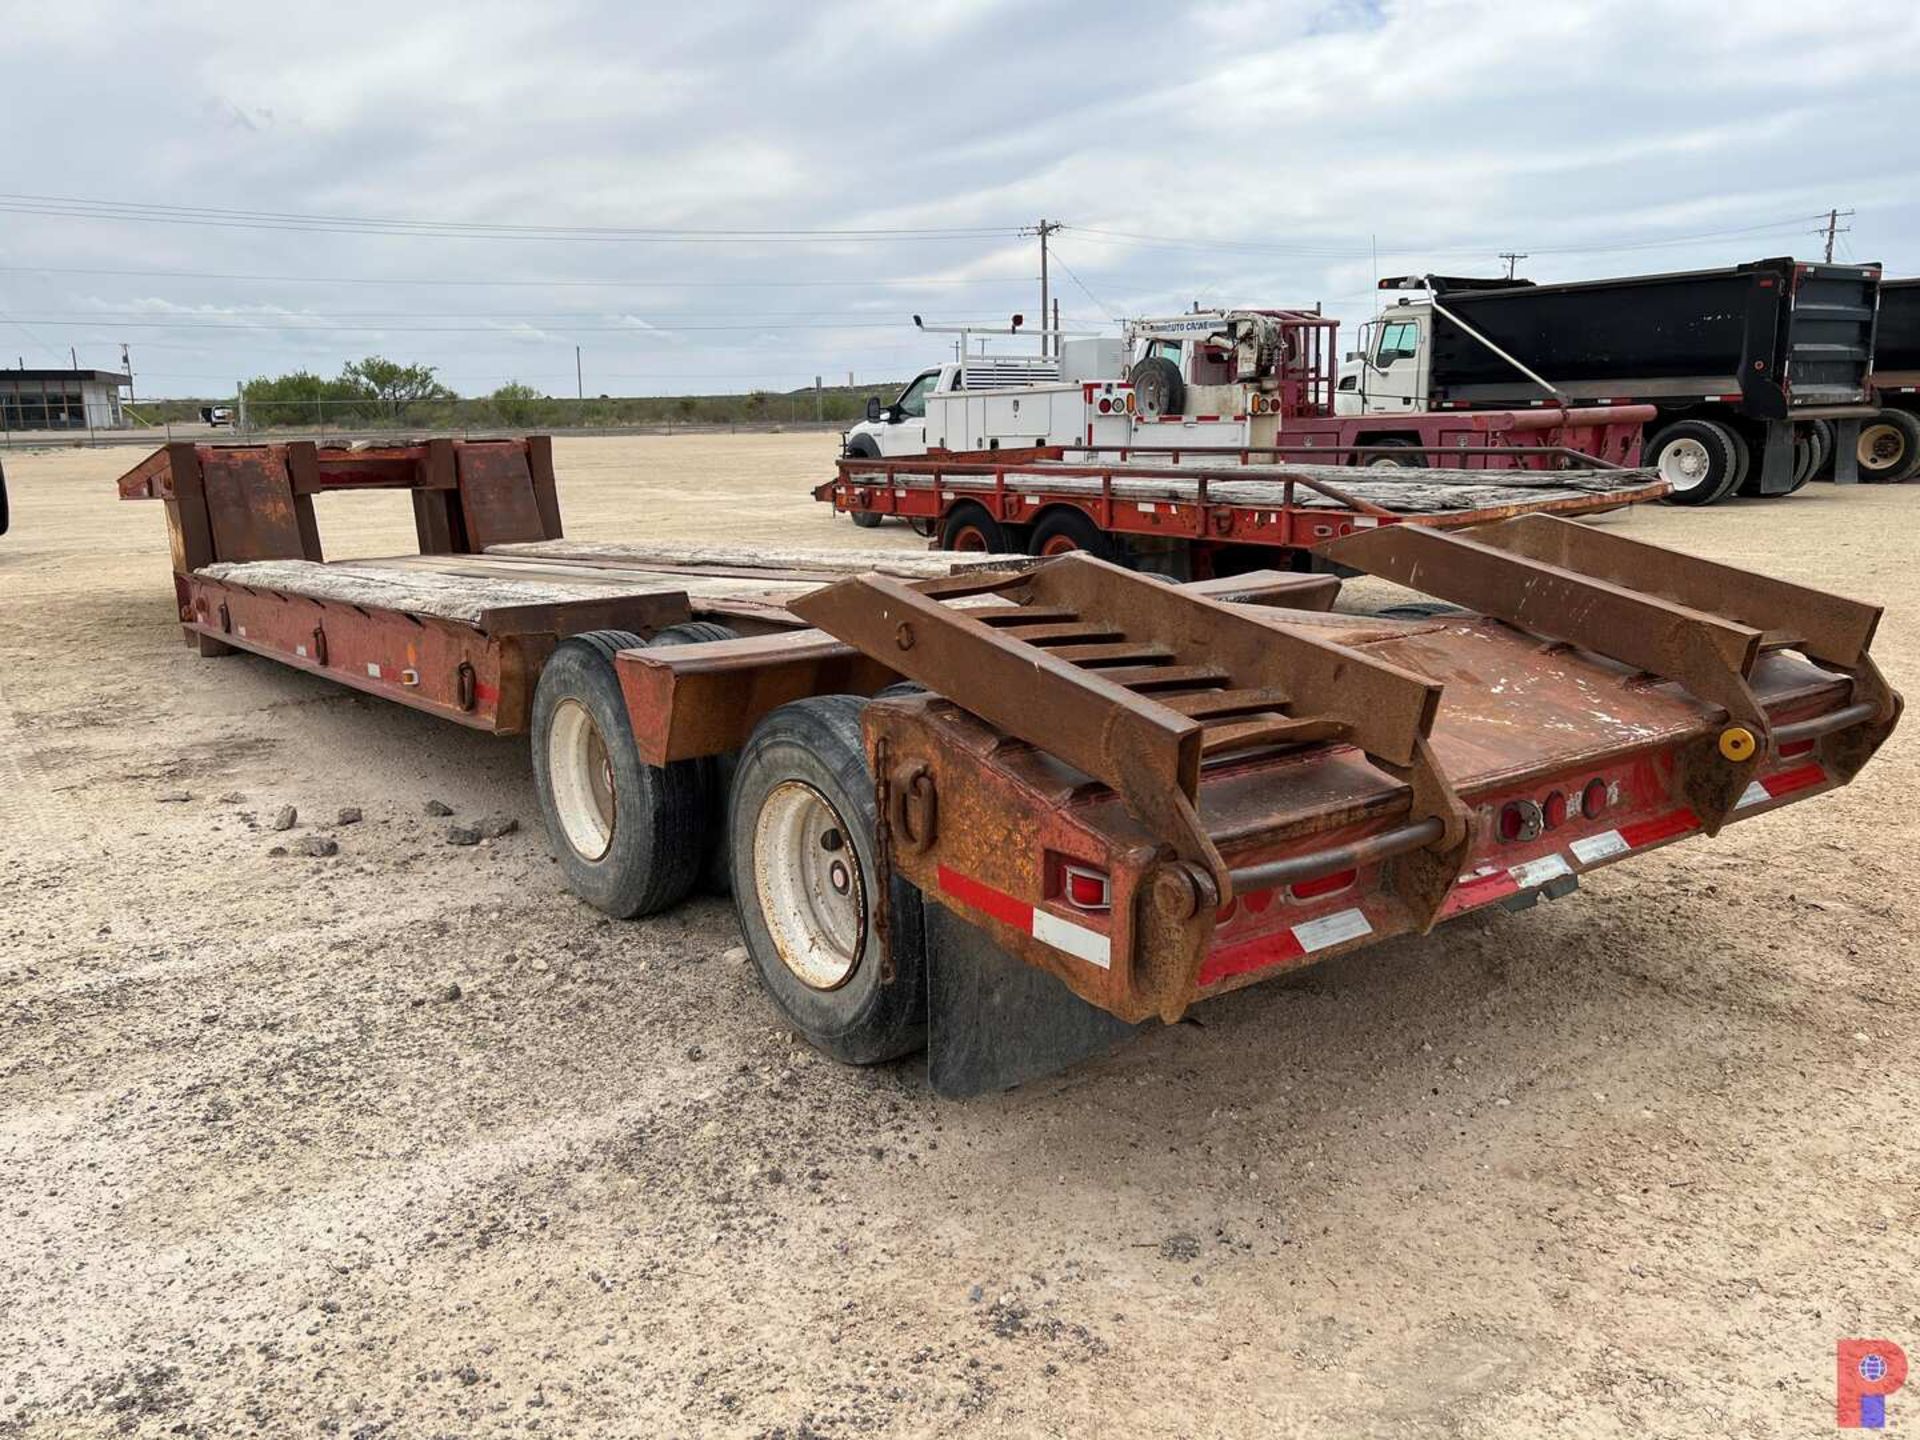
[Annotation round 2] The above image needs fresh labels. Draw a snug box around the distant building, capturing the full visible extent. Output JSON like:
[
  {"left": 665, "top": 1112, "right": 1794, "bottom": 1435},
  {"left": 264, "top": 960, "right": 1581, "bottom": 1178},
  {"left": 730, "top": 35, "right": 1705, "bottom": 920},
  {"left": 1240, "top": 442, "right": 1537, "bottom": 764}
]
[{"left": 0, "top": 369, "right": 130, "bottom": 430}]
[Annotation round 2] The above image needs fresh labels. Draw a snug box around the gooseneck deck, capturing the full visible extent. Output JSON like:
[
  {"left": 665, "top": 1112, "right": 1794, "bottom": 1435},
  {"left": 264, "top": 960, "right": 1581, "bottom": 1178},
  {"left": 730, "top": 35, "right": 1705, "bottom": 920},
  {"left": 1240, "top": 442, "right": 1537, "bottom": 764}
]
[{"left": 122, "top": 437, "right": 1900, "bottom": 1095}]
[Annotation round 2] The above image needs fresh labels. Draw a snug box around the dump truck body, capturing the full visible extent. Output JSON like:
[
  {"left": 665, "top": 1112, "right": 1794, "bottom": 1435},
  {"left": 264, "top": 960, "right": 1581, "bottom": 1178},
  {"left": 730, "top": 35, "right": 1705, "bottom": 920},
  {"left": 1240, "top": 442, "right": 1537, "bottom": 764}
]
[{"left": 1343, "top": 259, "right": 1882, "bottom": 502}]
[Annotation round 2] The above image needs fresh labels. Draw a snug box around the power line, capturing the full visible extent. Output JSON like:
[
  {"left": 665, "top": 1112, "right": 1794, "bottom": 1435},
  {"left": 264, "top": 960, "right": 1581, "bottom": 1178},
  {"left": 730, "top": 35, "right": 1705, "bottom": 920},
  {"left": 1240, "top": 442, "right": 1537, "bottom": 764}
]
[
  {"left": 0, "top": 262, "right": 1043, "bottom": 290},
  {"left": 2, "top": 316, "right": 1009, "bottom": 333},
  {"left": 1062, "top": 210, "right": 1842, "bottom": 260},
  {"left": 0, "top": 193, "right": 1025, "bottom": 244}
]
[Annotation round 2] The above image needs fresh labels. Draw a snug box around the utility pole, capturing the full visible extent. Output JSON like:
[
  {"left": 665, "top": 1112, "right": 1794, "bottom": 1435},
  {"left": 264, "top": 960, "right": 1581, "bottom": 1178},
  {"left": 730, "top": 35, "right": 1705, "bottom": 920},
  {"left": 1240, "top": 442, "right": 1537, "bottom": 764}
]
[
  {"left": 1052, "top": 298, "right": 1060, "bottom": 354},
  {"left": 1031, "top": 219, "right": 1062, "bottom": 360},
  {"left": 1820, "top": 208, "right": 1854, "bottom": 262},
  {"left": 1499, "top": 251, "right": 1528, "bottom": 281},
  {"left": 814, "top": 375, "right": 822, "bottom": 423},
  {"left": 69, "top": 345, "right": 78, "bottom": 369},
  {"left": 121, "top": 343, "right": 135, "bottom": 401},
  {"left": 575, "top": 344, "right": 584, "bottom": 400}
]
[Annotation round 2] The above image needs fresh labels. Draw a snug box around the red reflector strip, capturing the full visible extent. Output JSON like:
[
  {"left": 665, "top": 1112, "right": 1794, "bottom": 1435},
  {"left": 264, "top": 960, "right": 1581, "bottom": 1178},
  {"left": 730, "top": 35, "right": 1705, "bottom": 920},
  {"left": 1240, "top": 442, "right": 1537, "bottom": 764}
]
[
  {"left": 1198, "top": 907, "right": 1371, "bottom": 986},
  {"left": 936, "top": 864, "right": 1111, "bottom": 970},
  {"left": 1735, "top": 762, "right": 1826, "bottom": 809}
]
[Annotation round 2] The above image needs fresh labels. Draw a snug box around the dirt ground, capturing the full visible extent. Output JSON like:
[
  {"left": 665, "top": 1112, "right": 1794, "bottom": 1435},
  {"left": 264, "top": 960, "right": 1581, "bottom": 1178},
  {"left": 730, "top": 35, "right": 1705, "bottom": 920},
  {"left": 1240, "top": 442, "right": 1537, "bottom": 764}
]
[{"left": 1, "top": 434, "right": 1914, "bottom": 1439}]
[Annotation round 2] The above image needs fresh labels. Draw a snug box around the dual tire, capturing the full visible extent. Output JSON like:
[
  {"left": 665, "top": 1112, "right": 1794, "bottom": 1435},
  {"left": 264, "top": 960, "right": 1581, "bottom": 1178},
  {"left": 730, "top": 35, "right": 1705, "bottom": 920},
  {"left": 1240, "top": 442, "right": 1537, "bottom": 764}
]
[
  {"left": 1647, "top": 419, "right": 1745, "bottom": 506},
  {"left": 532, "top": 638, "right": 925, "bottom": 1065},
  {"left": 939, "top": 500, "right": 1119, "bottom": 561}
]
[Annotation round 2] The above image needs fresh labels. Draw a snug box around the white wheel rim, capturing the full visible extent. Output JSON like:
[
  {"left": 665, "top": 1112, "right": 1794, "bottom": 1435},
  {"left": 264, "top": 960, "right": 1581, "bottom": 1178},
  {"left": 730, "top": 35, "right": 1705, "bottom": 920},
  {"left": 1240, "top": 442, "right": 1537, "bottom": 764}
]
[
  {"left": 1366, "top": 455, "right": 1408, "bottom": 468},
  {"left": 1656, "top": 436, "right": 1712, "bottom": 493},
  {"left": 1859, "top": 423, "right": 1903, "bottom": 470},
  {"left": 752, "top": 780, "right": 865, "bottom": 991},
  {"left": 548, "top": 698, "right": 615, "bottom": 861}
]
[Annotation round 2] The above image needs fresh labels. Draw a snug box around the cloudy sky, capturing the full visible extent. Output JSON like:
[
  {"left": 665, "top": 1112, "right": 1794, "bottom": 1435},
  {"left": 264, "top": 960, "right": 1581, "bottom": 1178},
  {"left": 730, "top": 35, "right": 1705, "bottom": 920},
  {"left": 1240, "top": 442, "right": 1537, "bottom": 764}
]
[{"left": 2, "top": 0, "right": 1916, "bottom": 401}]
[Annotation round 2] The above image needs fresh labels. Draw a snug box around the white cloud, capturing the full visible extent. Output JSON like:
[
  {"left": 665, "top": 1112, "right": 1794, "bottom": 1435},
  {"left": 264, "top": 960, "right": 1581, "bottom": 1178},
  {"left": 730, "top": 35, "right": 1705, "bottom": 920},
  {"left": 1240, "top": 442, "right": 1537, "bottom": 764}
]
[{"left": 1, "top": 0, "right": 1913, "bottom": 393}]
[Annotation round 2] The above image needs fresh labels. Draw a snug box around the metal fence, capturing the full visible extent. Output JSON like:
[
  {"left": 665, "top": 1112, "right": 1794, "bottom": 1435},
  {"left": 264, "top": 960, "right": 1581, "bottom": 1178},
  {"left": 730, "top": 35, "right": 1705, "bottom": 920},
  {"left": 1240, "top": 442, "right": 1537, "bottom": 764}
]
[{"left": 1, "top": 385, "right": 898, "bottom": 451}]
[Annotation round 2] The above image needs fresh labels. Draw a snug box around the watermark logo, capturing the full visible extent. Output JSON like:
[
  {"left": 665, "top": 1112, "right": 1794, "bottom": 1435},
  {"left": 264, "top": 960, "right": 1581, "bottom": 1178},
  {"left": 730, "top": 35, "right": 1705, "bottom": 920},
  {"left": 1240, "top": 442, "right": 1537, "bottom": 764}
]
[{"left": 1838, "top": 1339, "right": 1908, "bottom": 1429}]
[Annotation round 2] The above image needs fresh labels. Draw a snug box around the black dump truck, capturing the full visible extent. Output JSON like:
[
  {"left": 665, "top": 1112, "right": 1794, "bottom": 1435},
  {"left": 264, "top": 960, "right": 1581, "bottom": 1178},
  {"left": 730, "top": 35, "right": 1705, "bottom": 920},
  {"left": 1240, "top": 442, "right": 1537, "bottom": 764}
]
[
  {"left": 1344, "top": 258, "right": 1881, "bottom": 505},
  {"left": 1863, "top": 276, "right": 1920, "bottom": 482}
]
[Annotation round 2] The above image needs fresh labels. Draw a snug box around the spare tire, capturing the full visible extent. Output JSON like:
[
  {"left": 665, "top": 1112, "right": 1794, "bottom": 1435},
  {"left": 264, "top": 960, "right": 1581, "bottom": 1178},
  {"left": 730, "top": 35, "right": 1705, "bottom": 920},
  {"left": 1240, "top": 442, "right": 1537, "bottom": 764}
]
[{"left": 1128, "top": 356, "right": 1185, "bottom": 420}]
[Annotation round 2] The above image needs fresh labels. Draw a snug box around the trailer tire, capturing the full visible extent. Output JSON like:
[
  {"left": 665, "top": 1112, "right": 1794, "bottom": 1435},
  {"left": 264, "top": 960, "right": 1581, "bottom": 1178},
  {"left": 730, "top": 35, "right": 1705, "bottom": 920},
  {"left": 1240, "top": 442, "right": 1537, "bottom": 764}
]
[
  {"left": 849, "top": 509, "right": 885, "bottom": 529},
  {"left": 649, "top": 621, "right": 744, "bottom": 895},
  {"left": 1647, "top": 420, "right": 1740, "bottom": 506},
  {"left": 1857, "top": 409, "right": 1920, "bottom": 482},
  {"left": 1028, "top": 507, "right": 1118, "bottom": 560},
  {"left": 1128, "top": 356, "right": 1185, "bottom": 420},
  {"left": 940, "top": 501, "right": 1006, "bottom": 554},
  {"left": 730, "top": 695, "right": 927, "bottom": 1065},
  {"left": 532, "top": 629, "right": 709, "bottom": 919}
]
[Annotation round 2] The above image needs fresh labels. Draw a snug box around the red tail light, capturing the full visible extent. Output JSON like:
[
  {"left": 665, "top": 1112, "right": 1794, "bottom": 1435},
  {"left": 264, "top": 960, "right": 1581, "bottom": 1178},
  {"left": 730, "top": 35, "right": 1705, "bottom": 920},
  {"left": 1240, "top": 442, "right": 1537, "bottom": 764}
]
[
  {"left": 1290, "top": 867, "right": 1356, "bottom": 901},
  {"left": 1779, "top": 738, "right": 1815, "bottom": 758},
  {"left": 1062, "top": 864, "right": 1111, "bottom": 911},
  {"left": 1542, "top": 790, "right": 1567, "bottom": 830},
  {"left": 1581, "top": 778, "right": 1609, "bottom": 820},
  {"left": 1098, "top": 398, "right": 1113, "bottom": 414}
]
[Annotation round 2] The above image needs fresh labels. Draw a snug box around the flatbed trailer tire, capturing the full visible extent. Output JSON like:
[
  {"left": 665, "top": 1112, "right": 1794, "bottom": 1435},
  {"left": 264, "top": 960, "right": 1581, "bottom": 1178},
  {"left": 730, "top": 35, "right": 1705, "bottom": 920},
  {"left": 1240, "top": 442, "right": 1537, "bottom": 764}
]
[
  {"left": 729, "top": 695, "right": 927, "bottom": 1065},
  {"left": 940, "top": 501, "right": 1008, "bottom": 554},
  {"left": 532, "top": 629, "right": 710, "bottom": 919},
  {"left": 1028, "top": 506, "right": 1118, "bottom": 560},
  {"left": 849, "top": 509, "right": 885, "bottom": 529}
]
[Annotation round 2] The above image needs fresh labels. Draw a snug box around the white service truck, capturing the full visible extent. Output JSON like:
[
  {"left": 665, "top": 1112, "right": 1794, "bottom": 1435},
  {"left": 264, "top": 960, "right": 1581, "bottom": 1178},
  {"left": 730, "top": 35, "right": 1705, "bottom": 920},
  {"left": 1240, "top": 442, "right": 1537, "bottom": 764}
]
[{"left": 842, "top": 344, "right": 1133, "bottom": 463}]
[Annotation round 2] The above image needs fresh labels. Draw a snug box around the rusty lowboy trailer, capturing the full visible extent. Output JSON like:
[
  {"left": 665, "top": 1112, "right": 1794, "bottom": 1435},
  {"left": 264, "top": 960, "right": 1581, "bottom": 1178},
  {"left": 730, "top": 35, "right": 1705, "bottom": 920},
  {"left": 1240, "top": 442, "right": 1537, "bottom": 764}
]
[{"left": 123, "top": 439, "right": 1900, "bottom": 1095}]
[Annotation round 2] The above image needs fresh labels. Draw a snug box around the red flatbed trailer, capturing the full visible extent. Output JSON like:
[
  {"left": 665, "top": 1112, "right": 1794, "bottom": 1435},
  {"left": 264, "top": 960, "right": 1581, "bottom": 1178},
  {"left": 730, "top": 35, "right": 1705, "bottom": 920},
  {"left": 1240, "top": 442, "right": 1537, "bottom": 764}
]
[
  {"left": 122, "top": 438, "right": 1899, "bottom": 1096},
  {"left": 816, "top": 406, "right": 1666, "bottom": 572}
]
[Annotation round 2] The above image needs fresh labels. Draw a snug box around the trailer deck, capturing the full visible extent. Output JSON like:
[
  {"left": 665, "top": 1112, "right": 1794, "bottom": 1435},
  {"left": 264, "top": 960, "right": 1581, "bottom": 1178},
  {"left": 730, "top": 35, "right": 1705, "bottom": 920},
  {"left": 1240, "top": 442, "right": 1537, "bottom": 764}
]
[{"left": 819, "top": 444, "right": 1667, "bottom": 560}]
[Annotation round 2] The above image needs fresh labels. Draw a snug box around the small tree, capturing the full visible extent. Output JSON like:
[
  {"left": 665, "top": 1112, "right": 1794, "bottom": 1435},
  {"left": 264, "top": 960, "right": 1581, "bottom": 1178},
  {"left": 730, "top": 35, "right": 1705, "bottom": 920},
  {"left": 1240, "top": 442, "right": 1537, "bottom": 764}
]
[
  {"left": 341, "top": 356, "right": 455, "bottom": 421},
  {"left": 489, "top": 382, "right": 542, "bottom": 426}
]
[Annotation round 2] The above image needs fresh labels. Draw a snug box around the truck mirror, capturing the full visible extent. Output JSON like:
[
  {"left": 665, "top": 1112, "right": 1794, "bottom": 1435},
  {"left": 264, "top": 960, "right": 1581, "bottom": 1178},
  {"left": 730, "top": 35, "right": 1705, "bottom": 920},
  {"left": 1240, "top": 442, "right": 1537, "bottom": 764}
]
[{"left": 865, "top": 396, "right": 883, "bottom": 423}]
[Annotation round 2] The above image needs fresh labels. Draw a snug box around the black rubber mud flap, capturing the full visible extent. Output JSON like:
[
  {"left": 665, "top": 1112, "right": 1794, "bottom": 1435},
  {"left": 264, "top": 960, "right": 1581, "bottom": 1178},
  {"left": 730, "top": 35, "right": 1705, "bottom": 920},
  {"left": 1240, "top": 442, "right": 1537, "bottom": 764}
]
[{"left": 923, "top": 899, "right": 1141, "bottom": 1098}]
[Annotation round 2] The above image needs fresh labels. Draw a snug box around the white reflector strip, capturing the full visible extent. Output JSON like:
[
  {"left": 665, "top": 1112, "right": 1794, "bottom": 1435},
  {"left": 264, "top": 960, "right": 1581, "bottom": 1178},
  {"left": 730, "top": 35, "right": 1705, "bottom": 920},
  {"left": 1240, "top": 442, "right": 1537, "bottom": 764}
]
[
  {"left": 1031, "top": 908, "right": 1112, "bottom": 969},
  {"left": 1570, "top": 830, "right": 1629, "bottom": 864},
  {"left": 1292, "top": 908, "right": 1372, "bottom": 953},
  {"left": 1509, "top": 853, "right": 1573, "bottom": 889}
]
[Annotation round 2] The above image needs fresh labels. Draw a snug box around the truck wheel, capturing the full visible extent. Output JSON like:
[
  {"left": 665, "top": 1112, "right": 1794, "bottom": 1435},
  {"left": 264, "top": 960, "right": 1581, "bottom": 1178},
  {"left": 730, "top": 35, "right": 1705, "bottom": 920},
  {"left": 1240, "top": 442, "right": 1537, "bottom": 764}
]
[
  {"left": 1857, "top": 410, "right": 1920, "bottom": 482},
  {"left": 1028, "top": 507, "right": 1117, "bottom": 560},
  {"left": 532, "top": 630, "right": 709, "bottom": 918},
  {"left": 1808, "top": 419, "right": 1834, "bottom": 481},
  {"left": 730, "top": 696, "right": 927, "bottom": 1065},
  {"left": 1786, "top": 430, "right": 1819, "bottom": 491},
  {"left": 648, "top": 621, "right": 742, "bottom": 895},
  {"left": 1361, "top": 438, "right": 1427, "bottom": 468},
  {"left": 940, "top": 501, "right": 1006, "bottom": 553},
  {"left": 1128, "top": 356, "right": 1185, "bottom": 419},
  {"left": 1647, "top": 420, "right": 1740, "bottom": 506},
  {"left": 849, "top": 509, "right": 885, "bottom": 529}
]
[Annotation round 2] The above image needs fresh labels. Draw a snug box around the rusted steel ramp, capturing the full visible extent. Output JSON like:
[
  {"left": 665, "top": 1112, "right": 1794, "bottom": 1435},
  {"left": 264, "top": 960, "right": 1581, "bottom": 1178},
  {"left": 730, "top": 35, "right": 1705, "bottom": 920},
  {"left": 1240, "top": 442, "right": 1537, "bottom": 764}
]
[{"left": 1322, "top": 514, "right": 1899, "bottom": 832}]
